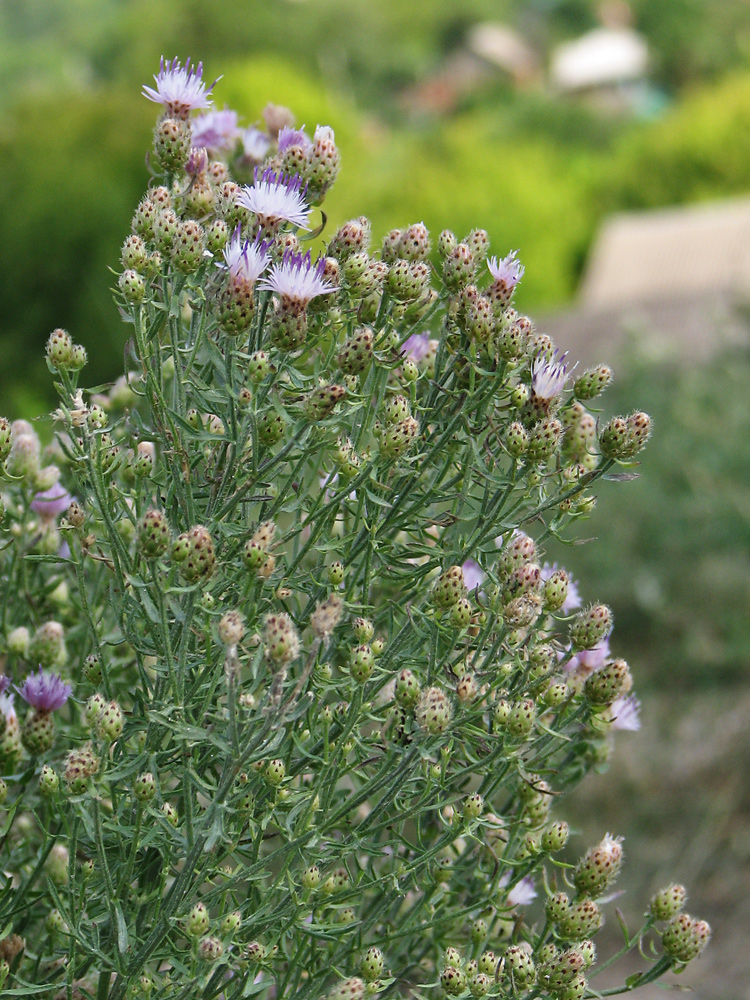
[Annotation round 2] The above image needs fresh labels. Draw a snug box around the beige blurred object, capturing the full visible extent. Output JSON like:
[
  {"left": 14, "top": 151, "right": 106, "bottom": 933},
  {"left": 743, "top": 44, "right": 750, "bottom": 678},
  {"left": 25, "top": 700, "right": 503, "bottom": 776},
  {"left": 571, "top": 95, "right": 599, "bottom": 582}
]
[{"left": 543, "top": 197, "right": 750, "bottom": 363}]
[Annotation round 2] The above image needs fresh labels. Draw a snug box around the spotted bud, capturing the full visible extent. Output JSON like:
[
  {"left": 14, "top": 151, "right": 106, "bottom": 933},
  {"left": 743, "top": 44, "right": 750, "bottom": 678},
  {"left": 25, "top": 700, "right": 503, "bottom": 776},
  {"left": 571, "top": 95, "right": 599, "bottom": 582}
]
[
  {"left": 570, "top": 604, "right": 613, "bottom": 650},
  {"left": 137, "top": 509, "right": 170, "bottom": 559},
  {"left": 662, "top": 913, "right": 711, "bottom": 964},
  {"left": 650, "top": 884, "right": 687, "bottom": 921},
  {"left": 415, "top": 686, "right": 452, "bottom": 735}
]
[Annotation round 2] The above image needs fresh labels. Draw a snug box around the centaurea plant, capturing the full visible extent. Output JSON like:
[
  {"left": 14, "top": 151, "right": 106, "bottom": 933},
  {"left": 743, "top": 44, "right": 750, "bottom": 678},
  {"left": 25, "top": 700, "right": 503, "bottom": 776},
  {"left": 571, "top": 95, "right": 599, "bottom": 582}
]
[{"left": 0, "top": 60, "right": 710, "bottom": 1000}]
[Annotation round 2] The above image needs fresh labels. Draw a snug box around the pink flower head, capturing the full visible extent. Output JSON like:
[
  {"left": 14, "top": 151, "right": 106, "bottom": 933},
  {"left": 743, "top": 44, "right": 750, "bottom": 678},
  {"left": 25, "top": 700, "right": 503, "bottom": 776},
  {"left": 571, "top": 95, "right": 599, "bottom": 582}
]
[
  {"left": 531, "top": 349, "right": 573, "bottom": 401},
  {"left": 540, "top": 562, "right": 582, "bottom": 614},
  {"left": 259, "top": 249, "right": 335, "bottom": 305},
  {"left": 186, "top": 146, "right": 209, "bottom": 176},
  {"left": 278, "top": 125, "right": 312, "bottom": 153},
  {"left": 191, "top": 109, "right": 240, "bottom": 155},
  {"left": 241, "top": 127, "right": 271, "bottom": 164},
  {"left": 142, "top": 57, "right": 217, "bottom": 119},
  {"left": 0, "top": 675, "right": 10, "bottom": 696},
  {"left": 487, "top": 250, "right": 524, "bottom": 289},
  {"left": 610, "top": 694, "right": 641, "bottom": 731},
  {"left": 237, "top": 168, "right": 311, "bottom": 230},
  {"left": 17, "top": 667, "right": 72, "bottom": 712},
  {"left": 31, "top": 484, "right": 73, "bottom": 521},
  {"left": 462, "top": 559, "right": 486, "bottom": 593},
  {"left": 400, "top": 332, "right": 431, "bottom": 363},
  {"left": 219, "top": 227, "right": 270, "bottom": 284},
  {"left": 499, "top": 871, "right": 537, "bottom": 906}
]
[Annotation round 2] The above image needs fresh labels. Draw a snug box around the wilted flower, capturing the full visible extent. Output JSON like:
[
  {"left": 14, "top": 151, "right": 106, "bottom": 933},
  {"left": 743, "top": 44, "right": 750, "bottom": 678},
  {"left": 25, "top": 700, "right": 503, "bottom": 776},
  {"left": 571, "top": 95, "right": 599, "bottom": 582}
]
[
  {"left": 142, "top": 57, "right": 217, "bottom": 118},
  {"left": 191, "top": 109, "right": 240, "bottom": 155},
  {"left": 219, "top": 227, "right": 270, "bottom": 283},
  {"left": 260, "top": 249, "right": 335, "bottom": 305},
  {"left": 16, "top": 668, "right": 72, "bottom": 712},
  {"left": 237, "top": 168, "right": 311, "bottom": 229}
]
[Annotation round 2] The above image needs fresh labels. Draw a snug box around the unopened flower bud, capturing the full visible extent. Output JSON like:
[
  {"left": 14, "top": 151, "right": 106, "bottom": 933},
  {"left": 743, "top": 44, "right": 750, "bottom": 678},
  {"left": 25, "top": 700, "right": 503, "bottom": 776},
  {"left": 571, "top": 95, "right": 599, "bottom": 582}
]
[
  {"left": 440, "top": 966, "right": 467, "bottom": 996},
  {"left": 198, "top": 935, "right": 224, "bottom": 962},
  {"left": 221, "top": 911, "right": 242, "bottom": 938},
  {"left": 463, "top": 792, "right": 484, "bottom": 819},
  {"left": 544, "top": 569, "right": 570, "bottom": 611},
  {"left": 585, "top": 658, "right": 630, "bottom": 706},
  {"left": 339, "top": 329, "right": 374, "bottom": 375},
  {"left": 98, "top": 700, "right": 124, "bottom": 741},
  {"left": 570, "top": 604, "right": 613, "bottom": 650},
  {"left": 264, "top": 758, "right": 286, "bottom": 785},
  {"left": 162, "top": 802, "right": 179, "bottom": 827},
  {"left": 432, "top": 565, "right": 465, "bottom": 609},
  {"left": 349, "top": 644, "right": 374, "bottom": 683},
  {"left": 395, "top": 669, "right": 421, "bottom": 708},
  {"left": 6, "top": 626, "right": 30, "bottom": 657},
  {"left": 574, "top": 364, "right": 613, "bottom": 400},
  {"left": 650, "top": 884, "right": 687, "bottom": 921},
  {"left": 119, "top": 269, "right": 146, "bottom": 303},
  {"left": 504, "top": 946, "right": 535, "bottom": 985},
  {"left": 133, "top": 771, "right": 157, "bottom": 803},
  {"left": 661, "top": 913, "right": 711, "bottom": 964},
  {"left": 361, "top": 946, "right": 384, "bottom": 981},
  {"left": 218, "top": 611, "right": 244, "bottom": 646},
  {"left": 415, "top": 686, "right": 452, "bottom": 735},
  {"left": 507, "top": 698, "right": 535, "bottom": 738},
  {"left": 542, "top": 820, "right": 570, "bottom": 852},
  {"left": 556, "top": 898, "right": 603, "bottom": 940},
  {"left": 83, "top": 653, "right": 102, "bottom": 683},
  {"left": 137, "top": 509, "right": 170, "bottom": 559},
  {"left": 154, "top": 116, "right": 191, "bottom": 171},
  {"left": 46, "top": 328, "right": 74, "bottom": 370}
]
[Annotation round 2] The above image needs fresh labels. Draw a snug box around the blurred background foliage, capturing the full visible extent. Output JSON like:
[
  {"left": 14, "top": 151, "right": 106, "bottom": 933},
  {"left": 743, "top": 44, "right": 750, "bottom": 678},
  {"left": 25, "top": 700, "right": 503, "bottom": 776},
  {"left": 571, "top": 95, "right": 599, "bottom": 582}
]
[{"left": 1, "top": 6, "right": 749, "bottom": 991}]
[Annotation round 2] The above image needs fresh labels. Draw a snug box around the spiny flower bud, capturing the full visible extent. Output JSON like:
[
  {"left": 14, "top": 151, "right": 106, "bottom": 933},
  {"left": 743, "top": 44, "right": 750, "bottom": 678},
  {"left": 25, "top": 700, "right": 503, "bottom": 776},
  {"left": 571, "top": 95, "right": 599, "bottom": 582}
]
[
  {"left": 542, "top": 820, "right": 570, "bottom": 852},
  {"left": 257, "top": 410, "right": 286, "bottom": 445},
  {"left": 585, "top": 658, "right": 630, "bottom": 706},
  {"left": 437, "top": 229, "right": 457, "bottom": 258},
  {"left": 133, "top": 772, "right": 157, "bottom": 803},
  {"left": 154, "top": 116, "right": 191, "bottom": 171},
  {"left": 133, "top": 441, "right": 155, "bottom": 477},
  {"left": 46, "top": 328, "right": 74, "bottom": 370},
  {"left": 450, "top": 597, "right": 472, "bottom": 628},
  {"left": 119, "top": 268, "right": 146, "bottom": 303},
  {"left": 443, "top": 242, "right": 475, "bottom": 289},
  {"left": 264, "top": 759, "right": 286, "bottom": 785},
  {"left": 544, "top": 569, "right": 570, "bottom": 612},
  {"left": 6, "top": 626, "right": 30, "bottom": 657},
  {"left": 64, "top": 742, "right": 98, "bottom": 791},
  {"left": 415, "top": 686, "right": 452, "bottom": 735},
  {"left": 463, "top": 792, "right": 484, "bottom": 819},
  {"left": 328, "top": 978, "right": 365, "bottom": 1000},
  {"left": 383, "top": 394, "right": 411, "bottom": 425},
  {"left": 171, "top": 219, "right": 205, "bottom": 273},
  {"left": 22, "top": 709, "right": 56, "bottom": 754},
  {"left": 349, "top": 644, "right": 374, "bottom": 683},
  {"left": 302, "top": 865, "right": 321, "bottom": 890},
  {"left": 503, "top": 946, "right": 535, "bottom": 985},
  {"left": 133, "top": 197, "right": 156, "bottom": 240},
  {"left": 398, "top": 222, "right": 431, "bottom": 261},
  {"left": 198, "top": 935, "right": 224, "bottom": 962},
  {"left": 39, "top": 764, "right": 60, "bottom": 796},
  {"left": 556, "top": 898, "right": 603, "bottom": 940},
  {"left": 185, "top": 902, "right": 210, "bottom": 938},
  {"left": 180, "top": 525, "right": 216, "bottom": 583},
  {"left": 98, "top": 700, "right": 124, "bottom": 741},
  {"left": 221, "top": 911, "right": 242, "bottom": 938},
  {"left": 361, "top": 947, "right": 384, "bottom": 981},
  {"left": 505, "top": 421, "right": 528, "bottom": 457},
  {"left": 440, "top": 966, "right": 467, "bottom": 996},
  {"left": 546, "top": 892, "right": 570, "bottom": 923},
  {"left": 574, "top": 834, "right": 624, "bottom": 896},
  {"left": 83, "top": 653, "right": 101, "bottom": 683},
  {"left": 394, "top": 669, "right": 421, "bottom": 708},
  {"left": 661, "top": 913, "right": 711, "bottom": 964},
  {"left": 574, "top": 364, "right": 613, "bottom": 400},
  {"left": 352, "top": 617, "right": 374, "bottom": 643},
  {"left": 570, "top": 604, "right": 613, "bottom": 650},
  {"left": 432, "top": 565, "right": 465, "bottom": 609},
  {"left": 322, "top": 868, "right": 350, "bottom": 895},
  {"left": 121, "top": 234, "right": 148, "bottom": 272},
  {"left": 305, "top": 384, "right": 346, "bottom": 421},
  {"left": 338, "top": 329, "right": 374, "bottom": 375},
  {"left": 380, "top": 416, "right": 419, "bottom": 458},
  {"left": 329, "top": 218, "right": 370, "bottom": 258},
  {"left": 543, "top": 948, "right": 586, "bottom": 988},
  {"left": 46, "top": 908, "right": 66, "bottom": 934},
  {"left": 650, "top": 884, "right": 687, "bottom": 921},
  {"left": 264, "top": 613, "right": 300, "bottom": 665},
  {"left": 162, "top": 802, "right": 179, "bottom": 827},
  {"left": 137, "top": 509, "right": 170, "bottom": 559},
  {"left": 507, "top": 698, "right": 535, "bottom": 738},
  {"left": 527, "top": 417, "right": 564, "bottom": 462}
]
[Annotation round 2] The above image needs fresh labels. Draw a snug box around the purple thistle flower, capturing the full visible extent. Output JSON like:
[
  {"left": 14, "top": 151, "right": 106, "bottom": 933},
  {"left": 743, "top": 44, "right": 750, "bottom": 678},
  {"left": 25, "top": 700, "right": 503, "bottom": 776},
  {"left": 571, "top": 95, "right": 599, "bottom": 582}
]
[
  {"left": 219, "top": 227, "right": 270, "bottom": 283},
  {"left": 16, "top": 667, "right": 72, "bottom": 712},
  {"left": 610, "top": 694, "right": 641, "bottom": 731},
  {"left": 400, "top": 332, "right": 431, "bottom": 362},
  {"left": 259, "top": 249, "right": 335, "bottom": 305},
  {"left": 462, "top": 559, "right": 486, "bottom": 593},
  {"left": 237, "top": 169, "right": 311, "bottom": 230},
  {"left": 191, "top": 109, "right": 240, "bottom": 155},
  {"left": 487, "top": 250, "right": 524, "bottom": 288},
  {"left": 531, "top": 349, "right": 573, "bottom": 401},
  {"left": 142, "top": 57, "right": 217, "bottom": 119},
  {"left": 540, "top": 562, "right": 582, "bottom": 614},
  {"left": 0, "top": 675, "right": 10, "bottom": 696},
  {"left": 31, "top": 484, "right": 73, "bottom": 521},
  {"left": 278, "top": 125, "right": 312, "bottom": 153},
  {"left": 186, "top": 146, "right": 209, "bottom": 176},
  {"left": 241, "top": 127, "right": 271, "bottom": 164}
]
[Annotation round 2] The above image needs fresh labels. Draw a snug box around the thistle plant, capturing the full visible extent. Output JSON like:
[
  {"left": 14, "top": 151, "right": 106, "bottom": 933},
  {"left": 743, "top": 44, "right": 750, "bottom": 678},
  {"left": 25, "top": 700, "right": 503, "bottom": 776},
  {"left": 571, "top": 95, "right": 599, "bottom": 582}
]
[{"left": 0, "top": 57, "right": 710, "bottom": 1000}]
